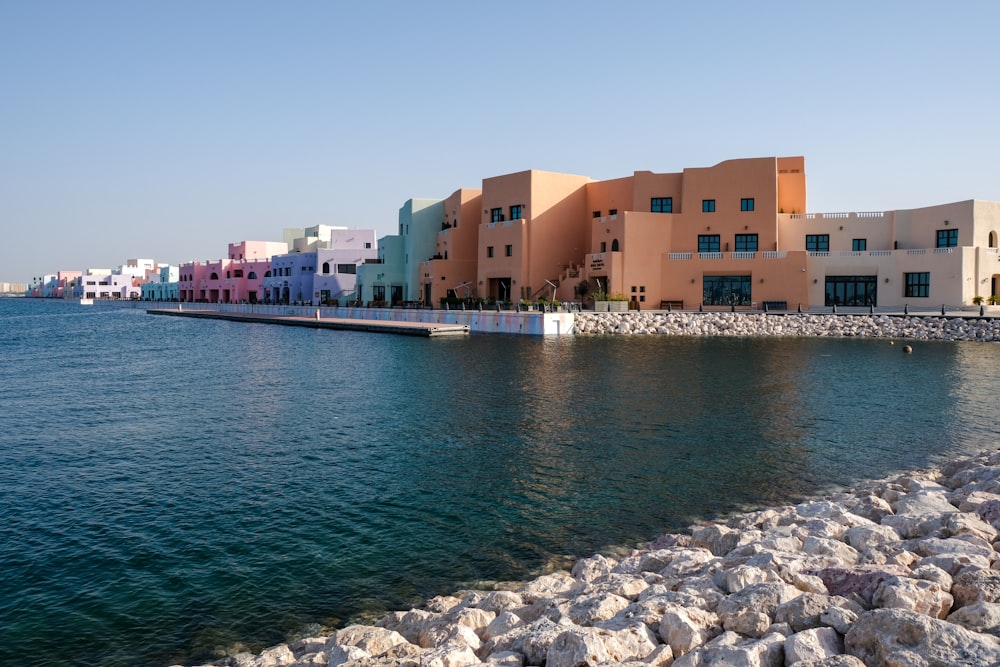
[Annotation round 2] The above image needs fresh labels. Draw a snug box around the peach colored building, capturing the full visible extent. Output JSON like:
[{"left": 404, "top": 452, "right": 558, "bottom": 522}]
[
  {"left": 390, "top": 156, "right": 1000, "bottom": 312},
  {"left": 418, "top": 187, "right": 482, "bottom": 305},
  {"left": 589, "top": 156, "right": 808, "bottom": 308},
  {"left": 476, "top": 170, "right": 592, "bottom": 303}
]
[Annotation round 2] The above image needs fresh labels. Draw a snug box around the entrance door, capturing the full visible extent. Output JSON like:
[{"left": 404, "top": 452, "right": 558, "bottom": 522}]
[{"left": 490, "top": 277, "right": 512, "bottom": 303}]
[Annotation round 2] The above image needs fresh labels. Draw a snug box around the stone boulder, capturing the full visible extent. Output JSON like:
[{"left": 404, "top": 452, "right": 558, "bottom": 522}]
[{"left": 845, "top": 608, "right": 1000, "bottom": 666}]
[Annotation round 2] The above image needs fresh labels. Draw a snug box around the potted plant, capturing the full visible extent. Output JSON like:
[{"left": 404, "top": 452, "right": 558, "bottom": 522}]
[
  {"left": 606, "top": 292, "right": 629, "bottom": 312},
  {"left": 973, "top": 295, "right": 984, "bottom": 305}
]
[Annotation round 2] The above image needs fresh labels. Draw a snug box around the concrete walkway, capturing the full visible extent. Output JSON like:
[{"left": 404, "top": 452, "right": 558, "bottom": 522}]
[{"left": 147, "top": 309, "right": 470, "bottom": 337}]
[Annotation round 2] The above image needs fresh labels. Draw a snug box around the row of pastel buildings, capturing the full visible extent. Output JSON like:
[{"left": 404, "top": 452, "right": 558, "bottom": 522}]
[{"left": 26, "top": 155, "right": 1000, "bottom": 310}]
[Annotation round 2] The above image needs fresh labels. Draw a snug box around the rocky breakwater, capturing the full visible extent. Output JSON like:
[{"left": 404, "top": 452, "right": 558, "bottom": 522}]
[
  {"left": 181, "top": 450, "right": 1000, "bottom": 667},
  {"left": 574, "top": 312, "right": 1000, "bottom": 341}
]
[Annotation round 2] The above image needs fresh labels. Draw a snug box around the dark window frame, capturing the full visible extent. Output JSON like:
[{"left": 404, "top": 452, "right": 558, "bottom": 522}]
[
  {"left": 806, "top": 234, "right": 830, "bottom": 252},
  {"left": 936, "top": 229, "right": 958, "bottom": 248},
  {"left": 702, "top": 199, "right": 716, "bottom": 213},
  {"left": 698, "top": 234, "right": 721, "bottom": 253},
  {"left": 734, "top": 234, "right": 758, "bottom": 252},
  {"left": 905, "top": 272, "right": 930, "bottom": 298},
  {"left": 740, "top": 198, "right": 755, "bottom": 212},
  {"left": 651, "top": 197, "right": 673, "bottom": 213}
]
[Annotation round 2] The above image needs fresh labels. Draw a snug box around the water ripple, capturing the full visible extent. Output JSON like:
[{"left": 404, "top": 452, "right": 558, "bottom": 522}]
[{"left": 2, "top": 300, "right": 999, "bottom": 666}]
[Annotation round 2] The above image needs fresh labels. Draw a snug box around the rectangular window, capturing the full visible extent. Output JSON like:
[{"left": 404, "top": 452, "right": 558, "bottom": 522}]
[
  {"left": 806, "top": 234, "right": 830, "bottom": 252},
  {"left": 852, "top": 238, "right": 867, "bottom": 251},
  {"left": 487, "top": 246, "right": 494, "bottom": 258},
  {"left": 365, "top": 242, "right": 372, "bottom": 249},
  {"left": 600, "top": 241, "right": 606, "bottom": 252},
  {"left": 593, "top": 211, "right": 601, "bottom": 218},
  {"left": 702, "top": 199, "right": 716, "bottom": 213},
  {"left": 698, "top": 234, "right": 721, "bottom": 253},
  {"left": 609, "top": 208, "right": 618, "bottom": 216},
  {"left": 826, "top": 275, "right": 877, "bottom": 306},
  {"left": 491, "top": 208, "right": 504, "bottom": 223},
  {"left": 651, "top": 197, "right": 673, "bottom": 213},
  {"left": 740, "top": 198, "right": 755, "bottom": 212},
  {"left": 905, "top": 272, "right": 930, "bottom": 297},
  {"left": 505, "top": 244, "right": 513, "bottom": 257},
  {"left": 704, "top": 275, "right": 751, "bottom": 306},
  {"left": 510, "top": 205, "right": 522, "bottom": 220},
  {"left": 936, "top": 229, "right": 958, "bottom": 247},
  {"left": 336, "top": 264, "right": 357, "bottom": 274},
  {"left": 735, "top": 234, "right": 758, "bottom": 252}
]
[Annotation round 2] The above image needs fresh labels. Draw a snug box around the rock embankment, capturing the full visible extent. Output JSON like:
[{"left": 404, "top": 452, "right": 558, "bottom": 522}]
[
  {"left": 574, "top": 312, "right": 1000, "bottom": 341},
  {"left": 181, "top": 450, "right": 1000, "bottom": 667}
]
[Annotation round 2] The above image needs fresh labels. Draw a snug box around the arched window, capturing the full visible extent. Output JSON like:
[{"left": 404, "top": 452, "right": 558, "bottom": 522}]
[
  {"left": 611, "top": 238, "right": 620, "bottom": 252},
  {"left": 322, "top": 262, "right": 330, "bottom": 274},
  {"left": 247, "top": 271, "right": 257, "bottom": 280},
  {"left": 209, "top": 272, "right": 219, "bottom": 280},
  {"left": 990, "top": 232, "right": 997, "bottom": 248}
]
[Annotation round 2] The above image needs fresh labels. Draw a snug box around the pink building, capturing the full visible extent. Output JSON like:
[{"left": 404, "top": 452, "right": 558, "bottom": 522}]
[{"left": 179, "top": 240, "right": 288, "bottom": 303}]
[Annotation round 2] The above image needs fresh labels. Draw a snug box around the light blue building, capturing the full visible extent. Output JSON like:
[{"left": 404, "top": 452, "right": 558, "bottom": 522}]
[
  {"left": 356, "top": 198, "right": 443, "bottom": 305},
  {"left": 141, "top": 265, "right": 179, "bottom": 301}
]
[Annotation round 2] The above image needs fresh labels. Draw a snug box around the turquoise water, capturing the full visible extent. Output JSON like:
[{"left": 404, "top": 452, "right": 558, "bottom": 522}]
[{"left": 1, "top": 298, "right": 998, "bottom": 666}]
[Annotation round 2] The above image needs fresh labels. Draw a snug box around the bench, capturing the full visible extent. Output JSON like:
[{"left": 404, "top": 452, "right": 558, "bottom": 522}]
[{"left": 660, "top": 300, "right": 684, "bottom": 310}]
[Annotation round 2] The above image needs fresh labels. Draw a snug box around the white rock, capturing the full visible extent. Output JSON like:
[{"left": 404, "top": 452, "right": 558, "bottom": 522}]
[
  {"left": 483, "top": 611, "right": 523, "bottom": 641},
  {"left": 783, "top": 627, "right": 844, "bottom": 664},
  {"left": 871, "top": 575, "right": 953, "bottom": 619},
  {"left": 419, "top": 643, "right": 479, "bottom": 667},
  {"left": 658, "top": 605, "right": 721, "bottom": 656},
  {"left": 518, "top": 572, "right": 579, "bottom": 603}
]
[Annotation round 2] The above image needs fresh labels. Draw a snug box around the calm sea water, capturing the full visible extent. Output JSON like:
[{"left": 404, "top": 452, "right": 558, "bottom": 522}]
[{"left": 2, "top": 298, "right": 999, "bottom": 666}]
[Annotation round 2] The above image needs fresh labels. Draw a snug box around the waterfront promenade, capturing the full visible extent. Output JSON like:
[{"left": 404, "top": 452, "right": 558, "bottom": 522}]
[{"left": 148, "top": 308, "right": 471, "bottom": 337}]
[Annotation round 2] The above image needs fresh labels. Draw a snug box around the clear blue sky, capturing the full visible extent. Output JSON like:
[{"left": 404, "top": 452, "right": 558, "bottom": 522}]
[{"left": 3, "top": 0, "right": 999, "bottom": 283}]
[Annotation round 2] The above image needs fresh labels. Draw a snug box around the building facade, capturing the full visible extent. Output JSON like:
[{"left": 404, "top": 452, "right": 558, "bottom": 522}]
[
  {"left": 394, "top": 157, "right": 1000, "bottom": 310},
  {"left": 262, "top": 229, "right": 378, "bottom": 305},
  {"left": 179, "top": 240, "right": 287, "bottom": 303}
]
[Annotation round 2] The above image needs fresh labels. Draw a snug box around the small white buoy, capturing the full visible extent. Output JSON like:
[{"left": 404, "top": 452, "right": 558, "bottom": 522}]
[{"left": 902, "top": 344, "right": 912, "bottom": 354}]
